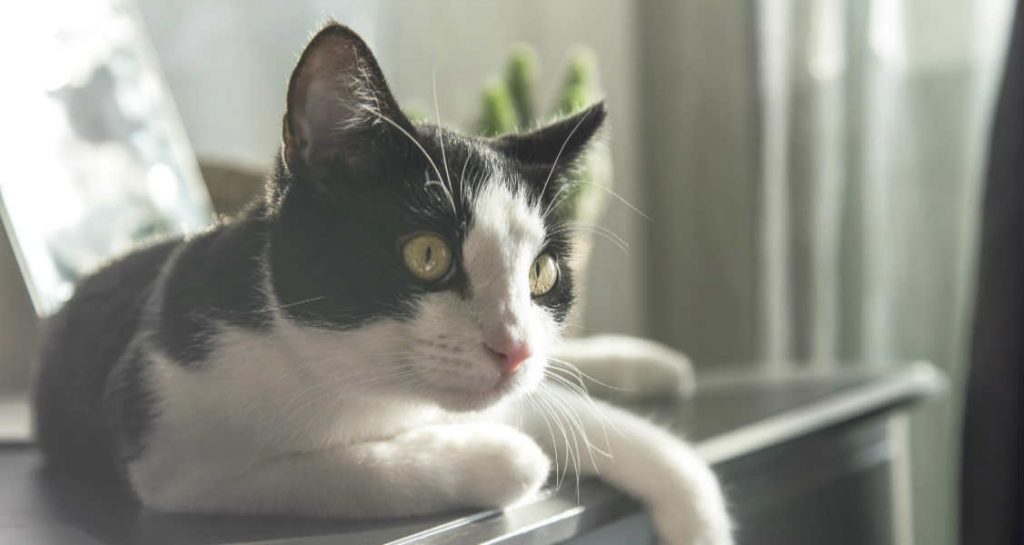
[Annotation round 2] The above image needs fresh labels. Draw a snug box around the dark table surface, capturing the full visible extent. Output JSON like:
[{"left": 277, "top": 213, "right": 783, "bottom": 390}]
[{"left": 0, "top": 362, "right": 943, "bottom": 545}]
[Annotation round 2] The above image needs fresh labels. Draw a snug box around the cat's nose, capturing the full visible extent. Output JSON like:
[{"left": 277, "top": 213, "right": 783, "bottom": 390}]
[{"left": 484, "top": 339, "right": 532, "bottom": 375}]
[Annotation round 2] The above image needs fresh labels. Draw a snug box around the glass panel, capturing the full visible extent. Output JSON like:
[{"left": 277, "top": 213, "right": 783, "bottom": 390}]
[{"left": 0, "top": 0, "right": 213, "bottom": 316}]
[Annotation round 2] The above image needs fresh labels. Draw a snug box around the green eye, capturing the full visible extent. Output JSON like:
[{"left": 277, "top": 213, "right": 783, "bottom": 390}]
[
  {"left": 402, "top": 233, "right": 453, "bottom": 282},
  {"left": 529, "top": 254, "right": 558, "bottom": 296}
]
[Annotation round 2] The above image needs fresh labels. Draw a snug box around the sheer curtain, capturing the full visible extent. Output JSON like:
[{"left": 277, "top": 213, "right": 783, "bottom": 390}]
[{"left": 642, "top": 0, "right": 1015, "bottom": 543}]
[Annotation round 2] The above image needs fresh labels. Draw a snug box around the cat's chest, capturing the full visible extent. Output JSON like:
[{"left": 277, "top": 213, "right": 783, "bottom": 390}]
[{"left": 143, "top": 321, "right": 444, "bottom": 454}]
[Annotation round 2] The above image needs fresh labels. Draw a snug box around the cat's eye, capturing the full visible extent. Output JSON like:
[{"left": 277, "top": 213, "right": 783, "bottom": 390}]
[
  {"left": 529, "top": 254, "right": 559, "bottom": 296},
  {"left": 402, "top": 233, "right": 453, "bottom": 283}
]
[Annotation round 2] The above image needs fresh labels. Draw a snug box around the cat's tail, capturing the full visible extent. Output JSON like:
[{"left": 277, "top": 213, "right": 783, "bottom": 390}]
[{"left": 514, "top": 383, "right": 732, "bottom": 545}]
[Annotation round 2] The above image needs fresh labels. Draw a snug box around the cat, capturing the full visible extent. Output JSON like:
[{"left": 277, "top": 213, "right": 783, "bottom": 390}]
[{"left": 32, "top": 22, "right": 731, "bottom": 545}]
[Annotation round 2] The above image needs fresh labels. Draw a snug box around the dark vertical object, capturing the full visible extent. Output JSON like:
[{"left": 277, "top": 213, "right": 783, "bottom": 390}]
[{"left": 961, "top": 3, "right": 1024, "bottom": 545}]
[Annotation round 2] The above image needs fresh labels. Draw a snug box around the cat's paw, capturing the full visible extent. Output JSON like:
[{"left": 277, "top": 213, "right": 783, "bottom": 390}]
[
  {"left": 553, "top": 335, "right": 696, "bottom": 399},
  {"left": 650, "top": 500, "right": 733, "bottom": 545},
  {"left": 456, "top": 425, "right": 550, "bottom": 508},
  {"left": 646, "top": 454, "right": 733, "bottom": 545}
]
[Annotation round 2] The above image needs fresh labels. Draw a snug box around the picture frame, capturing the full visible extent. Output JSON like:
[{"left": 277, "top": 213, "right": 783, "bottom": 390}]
[{"left": 0, "top": 0, "right": 213, "bottom": 440}]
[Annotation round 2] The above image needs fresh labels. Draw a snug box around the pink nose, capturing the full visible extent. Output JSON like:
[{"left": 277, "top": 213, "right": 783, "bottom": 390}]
[{"left": 484, "top": 340, "right": 532, "bottom": 375}]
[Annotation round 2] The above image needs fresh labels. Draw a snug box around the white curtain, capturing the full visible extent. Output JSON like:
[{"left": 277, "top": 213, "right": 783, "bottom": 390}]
[
  {"left": 754, "top": 0, "right": 1012, "bottom": 370},
  {"left": 642, "top": 0, "right": 1015, "bottom": 543}
]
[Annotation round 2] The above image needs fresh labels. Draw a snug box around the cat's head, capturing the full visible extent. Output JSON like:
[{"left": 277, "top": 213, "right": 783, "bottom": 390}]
[{"left": 267, "top": 23, "right": 605, "bottom": 412}]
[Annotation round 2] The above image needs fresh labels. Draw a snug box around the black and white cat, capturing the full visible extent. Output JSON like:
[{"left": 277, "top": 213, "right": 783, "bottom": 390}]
[{"left": 33, "top": 23, "right": 731, "bottom": 545}]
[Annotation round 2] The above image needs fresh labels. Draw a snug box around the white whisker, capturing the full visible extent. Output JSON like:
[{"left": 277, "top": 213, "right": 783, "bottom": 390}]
[
  {"left": 537, "top": 386, "right": 585, "bottom": 498},
  {"left": 538, "top": 108, "right": 595, "bottom": 209},
  {"left": 459, "top": 152, "right": 471, "bottom": 195},
  {"left": 535, "top": 390, "right": 576, "bottom": 489},
  {"left": 549, "top": 223, "right": 629, "bottom": 254},
  {"left": 356, "top": 104, "right": 457, "bottom": 217},
  {"left": 573, "top": 180, "right": 653, "bottom": 222},
  {"left": 432, "top": 70, "right": 458, "bottom": 217},
  {"left": 526, "top": 393, "right": 562, "bottom": 488}
]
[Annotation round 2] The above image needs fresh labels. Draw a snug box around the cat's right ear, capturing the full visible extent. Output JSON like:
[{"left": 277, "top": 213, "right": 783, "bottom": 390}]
[{"left": 282, "top": 22, "right": 413, "bottom": 183}]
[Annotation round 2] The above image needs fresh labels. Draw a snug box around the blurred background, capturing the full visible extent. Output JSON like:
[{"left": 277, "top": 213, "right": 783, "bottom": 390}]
[{"left": 0, "top": 1, "right": 1018, "bottom": 544}]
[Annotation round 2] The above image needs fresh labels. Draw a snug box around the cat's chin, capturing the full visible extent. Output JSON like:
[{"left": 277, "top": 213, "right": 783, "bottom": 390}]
[{"left": 428, "top": 378, "right": 523, "bottom": 413}]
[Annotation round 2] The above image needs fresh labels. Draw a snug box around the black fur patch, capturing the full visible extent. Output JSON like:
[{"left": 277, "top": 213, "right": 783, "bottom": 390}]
[
  {"left": 152, "top": 213, "right": 272, "bottom": 366},
  {"left": 105, "top": 339, "right": 157, "bottom": 465},
  {"left": 33, "top": 239, "right": 179, "bottom": 482}
]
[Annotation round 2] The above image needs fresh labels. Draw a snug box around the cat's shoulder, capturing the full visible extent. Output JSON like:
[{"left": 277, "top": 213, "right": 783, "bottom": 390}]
[{"left": 60, "top": 236, "right": 184, "bottom": 312}]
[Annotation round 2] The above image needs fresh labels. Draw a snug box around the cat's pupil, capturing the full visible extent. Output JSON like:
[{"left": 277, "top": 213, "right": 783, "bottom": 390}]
[{"left": 425, "top": 246, "right": 433, "bottom": 263}]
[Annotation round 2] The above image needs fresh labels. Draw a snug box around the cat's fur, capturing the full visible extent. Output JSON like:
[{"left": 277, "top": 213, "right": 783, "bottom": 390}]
[{"left": 33, "top": 23, "right": 730, "bottom": 545}]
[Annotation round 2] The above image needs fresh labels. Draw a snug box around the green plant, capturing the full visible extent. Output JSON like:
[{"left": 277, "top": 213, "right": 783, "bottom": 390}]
[
  {"left": 506, "top": 45, "right": 538, "bottom": 129},
  {"left": 476, "top": 45, "right": 609, "bottom": 224},
  {"left": 476, "top": 79, "right": 518, "bottom": 136}
]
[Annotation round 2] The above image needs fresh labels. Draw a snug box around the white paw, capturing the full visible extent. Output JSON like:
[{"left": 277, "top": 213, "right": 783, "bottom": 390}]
[
  {"left": 651, "top": 500, "right": 733, "bottom": 545},
  {"left": 456, "top": 425, "right": 550, "bottom": 508},
  {"left": 646, "top": 457, "right": 733, "bottom": 545},
  {"left": 553, "top": 335, "right": 696, "bottom": 399}
]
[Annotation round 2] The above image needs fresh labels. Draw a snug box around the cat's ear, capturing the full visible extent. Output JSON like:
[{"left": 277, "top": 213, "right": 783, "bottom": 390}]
[
  {"left": 491, "top": 102, "right": 607, "bottom": 174},
  {"left": 282, "top": 22, "right": 413, "bottom": 181}
]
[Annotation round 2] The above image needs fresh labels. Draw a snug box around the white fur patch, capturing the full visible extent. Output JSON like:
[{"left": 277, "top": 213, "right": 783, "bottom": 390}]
[{"left": 400, "top": 181, "right": 557, "bottom": 409}]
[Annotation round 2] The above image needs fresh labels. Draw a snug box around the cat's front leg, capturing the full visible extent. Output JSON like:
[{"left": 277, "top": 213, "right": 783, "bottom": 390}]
[
  {"left": 512, "top": 385, "right": 732, "bottom": 545},
  {"left": 131, "top": 422, "right": 549, "bottom": 518},
  {"left": 388, "top": 421, "right": 552, "bottom": 510}
]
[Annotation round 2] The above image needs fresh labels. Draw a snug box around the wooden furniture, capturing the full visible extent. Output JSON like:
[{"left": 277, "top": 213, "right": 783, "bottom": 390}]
[{"left": 0, "top": 362, "right": 942, "bottom": 545}]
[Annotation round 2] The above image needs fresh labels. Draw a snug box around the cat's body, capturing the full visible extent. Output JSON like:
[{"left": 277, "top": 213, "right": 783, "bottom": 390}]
[{"left": 33, "top": 23, "right": 730, "bottom": 545}]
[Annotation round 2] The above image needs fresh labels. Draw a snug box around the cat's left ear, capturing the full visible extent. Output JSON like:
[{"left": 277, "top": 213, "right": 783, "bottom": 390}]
[
  {"left": 282, "top": 22, "right": 413, "bottom": 182},
  {"left": 490, "top": 101, "right": 607, "bottom": 180}
]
